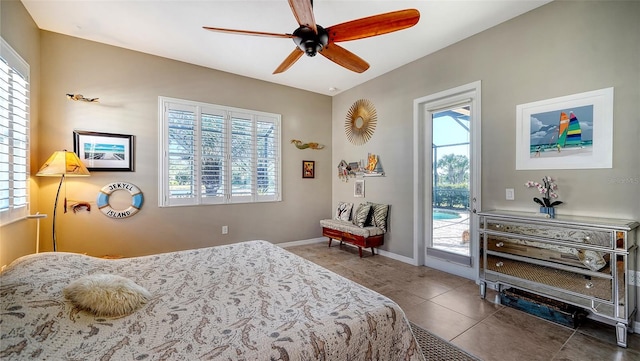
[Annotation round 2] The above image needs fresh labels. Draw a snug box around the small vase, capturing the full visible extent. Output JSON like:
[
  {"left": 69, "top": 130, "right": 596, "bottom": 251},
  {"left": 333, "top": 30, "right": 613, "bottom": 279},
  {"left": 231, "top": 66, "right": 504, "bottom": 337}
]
[{"left": 540, "top": 206, "right": 555, "bottom": 218}]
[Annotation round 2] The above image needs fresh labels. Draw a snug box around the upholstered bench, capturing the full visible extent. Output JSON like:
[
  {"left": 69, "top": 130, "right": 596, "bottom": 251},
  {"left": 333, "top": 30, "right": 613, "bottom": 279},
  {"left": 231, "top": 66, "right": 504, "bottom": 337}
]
[{"left": 320, "top": 202, "right": 389, "bottom": 257}]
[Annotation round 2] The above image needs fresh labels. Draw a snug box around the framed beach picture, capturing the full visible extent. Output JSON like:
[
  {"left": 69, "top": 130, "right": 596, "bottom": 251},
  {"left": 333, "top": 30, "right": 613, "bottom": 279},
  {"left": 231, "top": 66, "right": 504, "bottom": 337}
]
[
  {"left": 515, "top": 87, "right": 613, "bottom": 170},
  {"left": 73, "top": 131, "right": 135, "bottom": 171}
]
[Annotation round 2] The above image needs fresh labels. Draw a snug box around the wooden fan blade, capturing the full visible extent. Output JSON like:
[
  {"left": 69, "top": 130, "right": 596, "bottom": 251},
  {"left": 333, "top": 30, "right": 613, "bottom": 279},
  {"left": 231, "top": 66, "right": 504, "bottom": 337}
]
[
  {"left": 288, "top": 0, "right": 317, "bottom": 34},
  {"left": 319, "top": 43, "right": 369, "bottom": 73},
  {"left": 273, "top": 48, "right": 304, "bottom": 74},
  {"left": 203, "top": 26, "right": 294, "bottom": 39},
  {"left": 327, "top": 9, "right": 420, "bottom": 42}
]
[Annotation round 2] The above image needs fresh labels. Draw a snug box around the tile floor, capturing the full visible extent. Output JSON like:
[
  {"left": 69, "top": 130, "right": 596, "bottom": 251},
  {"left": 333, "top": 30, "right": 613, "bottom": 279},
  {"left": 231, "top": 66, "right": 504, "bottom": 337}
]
[{"left": 287, "top": 242, "right": 640, "bottom": 361}]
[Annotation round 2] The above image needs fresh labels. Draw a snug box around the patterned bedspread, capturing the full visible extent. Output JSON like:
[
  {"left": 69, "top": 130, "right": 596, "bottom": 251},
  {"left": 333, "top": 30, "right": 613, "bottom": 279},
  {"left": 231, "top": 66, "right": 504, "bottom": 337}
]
[{"left": 0, "top": 240, "right": 423, "bottom": 360}]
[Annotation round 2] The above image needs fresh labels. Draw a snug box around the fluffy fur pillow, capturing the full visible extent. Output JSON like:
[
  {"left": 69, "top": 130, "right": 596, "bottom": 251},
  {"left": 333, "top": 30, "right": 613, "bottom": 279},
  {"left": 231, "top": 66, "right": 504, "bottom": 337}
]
[{"left": 63, "top": 274, "right": 151, "bottom": 317}]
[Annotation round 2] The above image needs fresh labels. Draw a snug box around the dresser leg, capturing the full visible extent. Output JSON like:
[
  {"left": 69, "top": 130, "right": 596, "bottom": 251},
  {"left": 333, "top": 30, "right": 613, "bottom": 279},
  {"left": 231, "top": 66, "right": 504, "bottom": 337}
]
[
  {"left": 615, "top": 322, "right": 628, "bottom": 348},
  {"left": 480, "top": 282, "right": 486, "bottom": 299}
]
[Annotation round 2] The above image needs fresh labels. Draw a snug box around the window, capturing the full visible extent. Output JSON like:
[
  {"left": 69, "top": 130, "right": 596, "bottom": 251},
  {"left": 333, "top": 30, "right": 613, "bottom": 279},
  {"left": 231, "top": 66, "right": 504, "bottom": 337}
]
[
  {"left": 159, "top": 97, "right": 281, "bottom": 207},
  {"left": 0, "top": 38, "right": 30, "bottom": 225}
]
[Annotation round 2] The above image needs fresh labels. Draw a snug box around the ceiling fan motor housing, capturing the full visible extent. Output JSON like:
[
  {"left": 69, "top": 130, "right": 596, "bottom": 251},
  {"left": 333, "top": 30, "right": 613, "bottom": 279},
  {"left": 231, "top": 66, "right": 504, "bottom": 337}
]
[{"left": 293, "top": 25, "right": 328, "bottom": 57}]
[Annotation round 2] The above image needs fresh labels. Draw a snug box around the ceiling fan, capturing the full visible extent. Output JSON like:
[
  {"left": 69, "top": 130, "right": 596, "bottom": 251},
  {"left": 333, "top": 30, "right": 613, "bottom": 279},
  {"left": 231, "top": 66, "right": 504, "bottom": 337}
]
[{"left": 203, "top": 0, "right": 420, "bottom": 74}]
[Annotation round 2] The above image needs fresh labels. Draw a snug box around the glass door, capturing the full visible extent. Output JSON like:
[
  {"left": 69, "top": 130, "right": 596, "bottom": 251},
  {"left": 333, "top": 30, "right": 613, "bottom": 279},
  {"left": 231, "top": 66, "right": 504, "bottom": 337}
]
[
  {"left": 429, "top": 106, "right": 471, "bottom": 265},
  {"left": 413, "top": 81, "right": 481, "bottom": 281}
]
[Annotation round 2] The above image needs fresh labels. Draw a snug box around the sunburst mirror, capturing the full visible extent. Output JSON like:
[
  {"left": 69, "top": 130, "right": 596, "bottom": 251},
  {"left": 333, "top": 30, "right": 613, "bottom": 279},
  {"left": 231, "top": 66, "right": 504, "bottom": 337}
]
[{"left": 345, "top": 99, "right": 377, "bottom": 145}]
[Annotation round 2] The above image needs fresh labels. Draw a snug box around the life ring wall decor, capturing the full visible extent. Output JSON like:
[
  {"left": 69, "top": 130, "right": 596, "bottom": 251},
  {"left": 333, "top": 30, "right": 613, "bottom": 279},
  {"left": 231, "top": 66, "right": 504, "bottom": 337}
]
[
  {"left": 97, "top": 182, "right": 144, "bottom": 219},
  {"left": 345, "top": 99, "right": 377, "bottom": 145}
]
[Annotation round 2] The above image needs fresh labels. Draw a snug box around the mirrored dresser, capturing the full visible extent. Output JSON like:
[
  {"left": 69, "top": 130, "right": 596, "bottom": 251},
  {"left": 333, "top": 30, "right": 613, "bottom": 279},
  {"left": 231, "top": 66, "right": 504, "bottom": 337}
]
[{"left": 478, "top": 210, "right": 639, "bottom": 347}]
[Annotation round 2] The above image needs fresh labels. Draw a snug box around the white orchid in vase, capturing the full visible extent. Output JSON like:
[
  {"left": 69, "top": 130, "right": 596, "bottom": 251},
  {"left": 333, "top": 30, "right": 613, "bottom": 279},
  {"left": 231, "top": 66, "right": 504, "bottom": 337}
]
[{"left": 525, "top": 176, "right": 563, "bottom": 208}]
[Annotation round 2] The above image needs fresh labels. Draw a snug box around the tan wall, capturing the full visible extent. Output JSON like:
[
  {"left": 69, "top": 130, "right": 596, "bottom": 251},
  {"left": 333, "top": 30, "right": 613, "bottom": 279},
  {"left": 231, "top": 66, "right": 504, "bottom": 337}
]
[
  {"left": 32, "top": 32, "right": 331, "bottom": 258},
  {"left": 3, "top": 1, "right": 638, "bottom": 266},
  {"left": 332, "top": 1, "right": 640, "bottom": 258},
  {"left": 0, "top": 0, "right": 42, "bottom": 268}
]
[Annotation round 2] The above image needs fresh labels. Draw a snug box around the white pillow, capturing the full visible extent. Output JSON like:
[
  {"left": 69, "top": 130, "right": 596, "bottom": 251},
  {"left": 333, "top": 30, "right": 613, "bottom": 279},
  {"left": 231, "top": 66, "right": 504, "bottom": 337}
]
[
  {"left": 335, "top": 202, "right": 354, "bottom": 222},
  {"left": 63, "top": 274, "right": 151, "bottom": 317}
]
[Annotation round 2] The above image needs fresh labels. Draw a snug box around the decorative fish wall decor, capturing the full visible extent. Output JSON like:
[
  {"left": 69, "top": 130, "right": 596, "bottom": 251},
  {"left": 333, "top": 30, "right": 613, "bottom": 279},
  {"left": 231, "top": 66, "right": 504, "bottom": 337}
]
[{"left": 291, "top": 139, "right": 325, "bottom": 150}]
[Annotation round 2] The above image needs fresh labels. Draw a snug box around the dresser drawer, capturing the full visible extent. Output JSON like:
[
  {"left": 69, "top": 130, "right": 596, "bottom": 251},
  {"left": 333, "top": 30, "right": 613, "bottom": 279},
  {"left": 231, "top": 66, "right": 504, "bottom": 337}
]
[
  {"left": 485, "top": 255, "right": 613, "bottom": 302},
  {"left": 486, "top": 235, "right": 610, "bottom": 271},
  {"left": 485, "top": 220, "right": 613, "bottom": 248}
]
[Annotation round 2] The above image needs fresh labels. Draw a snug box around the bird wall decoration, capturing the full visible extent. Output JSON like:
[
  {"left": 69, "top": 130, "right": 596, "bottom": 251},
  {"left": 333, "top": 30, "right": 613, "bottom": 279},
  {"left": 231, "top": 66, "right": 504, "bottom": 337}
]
[
  {"left": 66, "top": 93, "right": 99, "bottom": 102},
  {"left": 291, "top": 139, "right": 325, "bottom": 150}
]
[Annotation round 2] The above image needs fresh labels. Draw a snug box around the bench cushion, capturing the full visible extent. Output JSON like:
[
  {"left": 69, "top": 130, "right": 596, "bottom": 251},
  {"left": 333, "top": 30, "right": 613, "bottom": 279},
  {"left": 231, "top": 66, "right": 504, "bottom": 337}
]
[{"left": 320, "top": 219, "right": 385, "bottom": 238}]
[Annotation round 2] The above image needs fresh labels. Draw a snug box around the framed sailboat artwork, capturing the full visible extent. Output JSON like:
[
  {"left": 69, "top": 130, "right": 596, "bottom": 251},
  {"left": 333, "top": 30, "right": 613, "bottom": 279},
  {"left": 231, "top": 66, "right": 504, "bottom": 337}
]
[{"left": 515, "top": 87, "right": 613, "bottom": 170}]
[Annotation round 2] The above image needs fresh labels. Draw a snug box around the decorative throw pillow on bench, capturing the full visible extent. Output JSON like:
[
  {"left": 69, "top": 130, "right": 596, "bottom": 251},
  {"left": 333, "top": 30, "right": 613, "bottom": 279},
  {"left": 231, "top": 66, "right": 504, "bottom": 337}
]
[
  {"left": 353, "top": 203, "right": 372, "bottom": 228},
  {"left": 350, "top": 202, "right": 389, "bottom": 230},
  {"left": 331, "top": 201, "right": 389, "bottom": 231},
  {"left": 367, "top": 202, "right": 389, "bottom": 232},
  {"left": 335, "top": 202, "right": 354, "bottom": 222}
]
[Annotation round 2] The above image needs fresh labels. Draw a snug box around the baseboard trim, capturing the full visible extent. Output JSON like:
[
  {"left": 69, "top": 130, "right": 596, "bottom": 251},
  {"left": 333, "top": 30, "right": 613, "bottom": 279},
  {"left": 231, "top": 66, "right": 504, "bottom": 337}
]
[
  {"left": 278, "top": 238, "right": 419, "bottom": 265},
  {"left": 277, "top": 238, "right": 325, "bottom": 248},
  {"left": 377, "top": 248, "right": 418, "bottom": 265}
]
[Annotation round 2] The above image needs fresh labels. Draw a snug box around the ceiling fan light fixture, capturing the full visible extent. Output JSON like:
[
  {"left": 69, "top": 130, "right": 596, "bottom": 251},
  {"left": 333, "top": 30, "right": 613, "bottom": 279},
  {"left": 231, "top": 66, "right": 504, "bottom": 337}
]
[
  {"left": 203, "top": 3, "right": 419, "bottom": 73},
  {"left": 304, "top": 41, "right": 321, "bottom": 56},
  {"left": 293, "top": 25, "right": 328, "bottom": 57}
]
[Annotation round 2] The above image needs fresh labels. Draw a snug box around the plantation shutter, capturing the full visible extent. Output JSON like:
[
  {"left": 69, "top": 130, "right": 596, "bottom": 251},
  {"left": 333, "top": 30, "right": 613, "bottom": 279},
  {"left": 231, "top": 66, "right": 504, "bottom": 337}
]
[
  {"left": 229, "top": 111, "right": 254, "bottom": 203},
  {"left": 0, "top": 38, "right": 30, "bottom": 225},
  {"left": 200, "top": 106, "right": 226, "bottom": 204},
  {"left": 159, "top": 97, "right": 280, "bottom": 207},
  {"left": 164, "top": 102, "right": 198, "bottom": 206},
  {"left": 228, "top": 111, "right": 280, "bottom": 203},
  {"left": 255, "top": 115, "right": 279, "bottom": 202}
]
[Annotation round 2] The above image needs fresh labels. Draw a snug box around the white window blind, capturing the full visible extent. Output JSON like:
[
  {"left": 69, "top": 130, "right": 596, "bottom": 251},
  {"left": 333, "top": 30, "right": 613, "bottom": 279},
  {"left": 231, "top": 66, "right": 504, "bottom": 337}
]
[
  {"left": 0, "top": 38, "right": 30, "bottom": 225},
  {"left": 159, "top": 97, "right": 281, "bottom": 207}
]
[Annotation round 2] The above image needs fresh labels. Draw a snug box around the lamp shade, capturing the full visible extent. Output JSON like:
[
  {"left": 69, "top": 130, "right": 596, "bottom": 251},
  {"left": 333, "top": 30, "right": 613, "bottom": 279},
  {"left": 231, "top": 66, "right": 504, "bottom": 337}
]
[{"left": 36, "top": 150, "right": 91, "bottom": 177}]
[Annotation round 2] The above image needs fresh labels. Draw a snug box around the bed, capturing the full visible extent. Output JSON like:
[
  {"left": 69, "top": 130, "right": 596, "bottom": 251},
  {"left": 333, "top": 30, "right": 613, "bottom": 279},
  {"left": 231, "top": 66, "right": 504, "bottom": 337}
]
[{"left": 0, "top": 240, "right": 423, "bottom": 360}]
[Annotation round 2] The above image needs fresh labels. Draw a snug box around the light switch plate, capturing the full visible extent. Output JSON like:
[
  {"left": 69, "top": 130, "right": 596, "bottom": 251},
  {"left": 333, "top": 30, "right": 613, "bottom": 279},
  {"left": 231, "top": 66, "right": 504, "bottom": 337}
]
[{"left": 506, "top": 188, "right": 515, "bottom": 200}]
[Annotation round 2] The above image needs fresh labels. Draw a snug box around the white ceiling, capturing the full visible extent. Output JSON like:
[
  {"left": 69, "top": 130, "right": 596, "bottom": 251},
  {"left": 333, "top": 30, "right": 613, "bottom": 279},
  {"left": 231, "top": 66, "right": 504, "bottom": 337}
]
[{"left": 21, "top": 0, "right": 551, "bottom": 96}]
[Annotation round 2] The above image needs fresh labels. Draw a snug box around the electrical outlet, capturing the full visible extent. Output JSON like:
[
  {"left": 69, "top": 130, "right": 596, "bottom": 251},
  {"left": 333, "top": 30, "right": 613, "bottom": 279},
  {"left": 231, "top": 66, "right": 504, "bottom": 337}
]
[
  {"left": 629, "top": 271, "right": 640, "bottom": 286},
  {"left": 222, "top": 225, "right": 228, "bottom": 235}
]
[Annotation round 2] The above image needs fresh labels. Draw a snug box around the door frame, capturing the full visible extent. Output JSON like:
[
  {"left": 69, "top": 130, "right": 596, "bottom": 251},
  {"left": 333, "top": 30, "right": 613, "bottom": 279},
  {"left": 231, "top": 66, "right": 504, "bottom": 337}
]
[{"left": 412, "top": 81, "right": 482, "bottom": 280}]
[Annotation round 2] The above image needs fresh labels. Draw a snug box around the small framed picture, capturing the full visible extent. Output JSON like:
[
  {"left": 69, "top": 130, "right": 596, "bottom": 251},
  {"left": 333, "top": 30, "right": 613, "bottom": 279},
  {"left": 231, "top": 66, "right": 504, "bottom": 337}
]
[
  {"left": 302, "top": 160, "right": 315, "bottom": 178},
  {"left": 354, "top": 179, "right": 365, "bottom": 197},
  {"left": 73, "top": 130, "right": 135, "bottom": 171}
]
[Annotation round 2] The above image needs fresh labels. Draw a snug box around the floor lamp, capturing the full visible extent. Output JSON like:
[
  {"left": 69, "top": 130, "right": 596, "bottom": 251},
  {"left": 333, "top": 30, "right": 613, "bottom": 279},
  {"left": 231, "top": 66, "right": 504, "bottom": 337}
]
[{"left": 36, "top": 150, "right": 90, "bottom": 252}]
